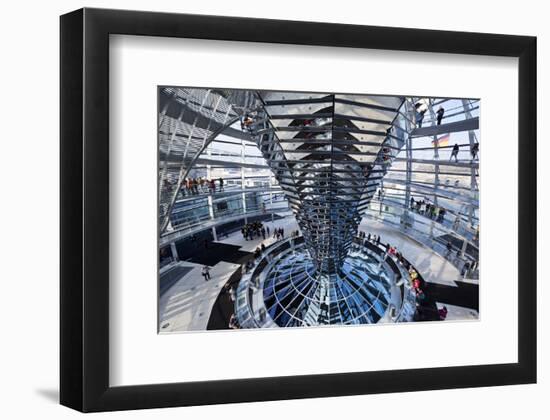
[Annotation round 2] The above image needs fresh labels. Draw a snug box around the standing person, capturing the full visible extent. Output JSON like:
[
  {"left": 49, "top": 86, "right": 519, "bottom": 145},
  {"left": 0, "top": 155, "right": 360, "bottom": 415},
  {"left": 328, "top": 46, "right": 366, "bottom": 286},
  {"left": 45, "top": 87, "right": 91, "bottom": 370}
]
[
  {"left": 461, "top": 261, "right": 471, "bottom": 277},
  {"left": 209, "top": 178, "right": 216, "bottom": 193},
  {"left": 415, "top": 102, "right": 426, "bottom": 128},
  {"left": 471, "top": 142, "right": 479, "bottom": 160},
  {"left": 228, "top": 314, "right": 239, "bottom": 329},
  {"left": 245, "top": 259, "right": 253, "bottom": 274},
  {"left": 266, "top": 225, "right": 270, "bottom": 237},
  {"left": 415, "top": 288, "right": 427, "bottom": 305},
  {"left": 182, "top": 178, "right": 188, "bottom": 195},
  {"left": 218, "top": 177, "right": 224, "bottom": 191},
  {"left": 438, "top": 207, "right": 446, "bottom": 223},
  {"left": 280, "top": 227, "right": 285, "bottom": 238},
  {"left": 446, "top": 241, "right": 453, "bottom": 256},
  {"left": 261, "top": 226, "right": 266, "bottom": 240},
  {"left": 410, "top": 197, "right": 415, "bottom": 210},
  {"left": 376, "top": 235, "right": 381, "bottom": 246},
  {"left": 450, "top": 143, "right": 460, "bottom": 162},
  {"left": 453, "top": 214, "right": 461, "bottom": 231},
  {"left": 367, "top": 232, "right": 371, "bottom": 242},
  {"left": 436, "top": 106, "right": 445, "bottom": 125},
  {"left": 201, "top": 265, "right": 211, "bottom": 281}
]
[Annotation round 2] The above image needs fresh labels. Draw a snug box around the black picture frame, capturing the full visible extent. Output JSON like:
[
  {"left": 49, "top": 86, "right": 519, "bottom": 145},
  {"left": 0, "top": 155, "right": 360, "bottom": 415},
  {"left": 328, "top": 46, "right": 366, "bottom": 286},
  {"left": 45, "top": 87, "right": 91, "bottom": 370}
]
[{"left": 60, "top": 7, "right": 537, "bottom": 412}]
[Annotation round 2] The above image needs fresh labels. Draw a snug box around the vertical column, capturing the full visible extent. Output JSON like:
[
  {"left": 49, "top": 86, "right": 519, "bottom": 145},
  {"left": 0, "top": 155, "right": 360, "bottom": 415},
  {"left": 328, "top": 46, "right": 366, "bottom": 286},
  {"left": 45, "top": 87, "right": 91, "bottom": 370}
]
[
  {"left": 206, "top": 130, "right": 218, "bottom": 231},
  {"left": 170, "top": 242, "right": 179, "bottom": 262},
  {"left": 241, "top": 139, "right": 247, "bottom": 223},
  {"left": 269, "top": 173, "right": 274, "bottom": 223},
  {"left": 428, "top": 99, "right": 440, "bottom": 240},
  {"left": 403, "top": 100, "right": 414, "bottom": 230},
  {"left": 462, "top": 99, "right": 477, "bottom": 228},
  {"left": 461, "top": 236, "right": 468, "bottom": 258},
  {"left": 211, "top": 226, "right": 218, "bottom": 242},
  {"left": 207, "top": 196, "right": 215, "bottom": 220},
  {"left": 269, "top": 175, "right": 274, "bottom": 206},
  {"left": 206, "top": 139, "right": 216, "bottom": 231}
]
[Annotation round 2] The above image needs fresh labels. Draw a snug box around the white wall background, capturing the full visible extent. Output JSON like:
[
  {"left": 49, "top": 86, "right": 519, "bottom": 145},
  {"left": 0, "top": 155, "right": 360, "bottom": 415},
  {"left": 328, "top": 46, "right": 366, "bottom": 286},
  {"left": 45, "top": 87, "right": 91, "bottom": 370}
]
[{"left": 0, "top": 0, "right": 546, "bottom": 419}]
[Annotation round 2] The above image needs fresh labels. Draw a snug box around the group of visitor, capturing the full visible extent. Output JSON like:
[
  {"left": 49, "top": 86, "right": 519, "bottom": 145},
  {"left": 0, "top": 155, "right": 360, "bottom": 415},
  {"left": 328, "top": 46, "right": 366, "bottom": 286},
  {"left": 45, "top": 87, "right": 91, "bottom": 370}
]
[
  {"left": 360, "top": 232, "right": 406, "bottom": 266},
  {"left": 410, "top": 197, "right": 447, "bottom": 223},
  {"left": 359, "top": 231, "right": 381, "bottom": 246},
  {"left": 243, "top": 224, "right": 291, "bottom": 242},
  {"left": 254, "top": 243, "right": 267, "bottom": 260},
  {"left": 406, "top": 263, "right": 448, "bottom": 321},
  {"left": 460, "top": 259, "right": 478, "bottom": 277},
  {"left": 241, "top": 221, "right": 268, "bottom": 241},
  {"left": 449, "top": 142, "right": 479, "bottom": 163},
  {"left": 359, "top": 231, "right": 450, "bottom": 321},
  {"left": 181, "top": 177, "right": 224, "bottom": 196},
  {"left": 386, "top": 243, "right": 407, "bottom": 266},
  {"left": 415, "top": 104, "right": 445, "bottom": 128},
  {"left": 273, "top": 227, "right": 285, "bottom": 240}
]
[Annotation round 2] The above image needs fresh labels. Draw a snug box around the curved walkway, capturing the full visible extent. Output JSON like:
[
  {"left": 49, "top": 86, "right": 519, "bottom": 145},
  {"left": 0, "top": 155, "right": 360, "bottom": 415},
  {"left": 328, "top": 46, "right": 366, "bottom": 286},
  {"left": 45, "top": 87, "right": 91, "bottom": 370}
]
[{"left": 359, "top": 219, "right": 462, "bottom": 287}]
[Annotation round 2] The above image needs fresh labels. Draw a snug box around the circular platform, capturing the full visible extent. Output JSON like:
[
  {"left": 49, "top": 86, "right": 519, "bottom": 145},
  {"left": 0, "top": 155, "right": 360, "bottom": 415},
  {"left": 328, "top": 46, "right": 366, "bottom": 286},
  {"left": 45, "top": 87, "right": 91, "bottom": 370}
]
[
  {"left": 263, "top": 245, "right": 393, "bottom": 326},
  {"left": 235, "top": 238, "right": 417, "bottom": 328}
]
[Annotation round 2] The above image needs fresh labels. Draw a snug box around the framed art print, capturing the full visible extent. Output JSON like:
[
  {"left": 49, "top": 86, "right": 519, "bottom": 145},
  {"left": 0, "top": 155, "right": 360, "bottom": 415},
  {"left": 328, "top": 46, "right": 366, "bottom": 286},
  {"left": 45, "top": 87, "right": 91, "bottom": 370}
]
[{"left": 60, "top": 8, "right": 537, "bottom": 412}]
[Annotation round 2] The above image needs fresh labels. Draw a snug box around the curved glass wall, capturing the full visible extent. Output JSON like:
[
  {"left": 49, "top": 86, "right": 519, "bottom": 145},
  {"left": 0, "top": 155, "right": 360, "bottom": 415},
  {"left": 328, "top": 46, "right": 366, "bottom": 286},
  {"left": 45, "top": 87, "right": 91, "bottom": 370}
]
[
  {"left": 262, "top": 245, "right": 392, "bottom": 326},
  {"left": 367, "top": 98, "right": 480, "bottom": 266}
]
